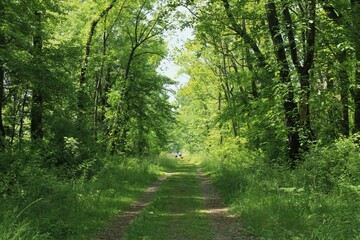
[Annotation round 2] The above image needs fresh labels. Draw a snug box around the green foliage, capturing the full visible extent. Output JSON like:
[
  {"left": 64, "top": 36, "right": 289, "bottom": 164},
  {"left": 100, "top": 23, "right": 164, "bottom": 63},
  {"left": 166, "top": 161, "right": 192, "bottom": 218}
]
[
  {"left": 1, "top": 0, "right": 360, "bottom": 238},
  {"left": 0, "top": 153, "right": 176, "bottom": 239},
  {"left": 0, "top": 209, "right": 50, "bottom": 240},
  {"left": 199, "top": 137, "right": 360, "bottom": 239},
  {"left": 300, "top": 135, "right": 360, "bottom": 192}
]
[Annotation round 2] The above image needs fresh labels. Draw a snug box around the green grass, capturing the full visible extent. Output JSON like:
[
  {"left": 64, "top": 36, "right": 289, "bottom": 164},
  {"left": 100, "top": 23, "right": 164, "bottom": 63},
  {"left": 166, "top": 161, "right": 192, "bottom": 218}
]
[
  {"left": 198, "top": 140, "right": 360, "bottom": 240},
  {"left": 0, "top": 155, "right": 177, "bottom": 240},
  {"left": 123, "top": 160, "right": 214, "bottom": 240},
  {"left": 0, "top": 206, "right": 50, "bottom": 240}
]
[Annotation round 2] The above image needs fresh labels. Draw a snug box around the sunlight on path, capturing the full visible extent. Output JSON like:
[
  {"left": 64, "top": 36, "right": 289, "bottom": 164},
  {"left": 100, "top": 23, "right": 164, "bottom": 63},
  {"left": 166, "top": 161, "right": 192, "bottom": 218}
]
[
  {"left": 121, "top": 161, "right": 214, "bottom": 239},
  {"left": 97, "top": 160, "right": 255, "bottom": 240},
  {"left": 97, "top": 173, "right": 172, "bottom": 240},
  {"left": 197, "top": 168, "right": 256, "bottom": 240}
]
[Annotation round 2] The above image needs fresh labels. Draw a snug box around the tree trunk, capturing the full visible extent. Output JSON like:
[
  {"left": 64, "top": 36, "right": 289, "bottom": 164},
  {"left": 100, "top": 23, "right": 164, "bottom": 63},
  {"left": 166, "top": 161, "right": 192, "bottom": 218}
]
[
  {"left": 222, "top": 0, "right": 266, "bottom": 68},
  {"left": 94, "top": 22, "right": 110, "bottom": 139},
  {"left": 30, "top": 89, "right": 43, "bottom": 140},
  {"left": 351, "top": 0, "right": 360, "bottom": 132},
  {"left": 79, "top": 0, "right": 118, "bottom": 114},
  {"left": 282, "top": 1, "right": 316, "bottom": 145},
  {"left": 218, "top": 92, "right": 223, "bottom": 144},
  {"left": 300, "top": 0, "right": 316, "bottom": 142},
  {"left": 10, "top": 94, "right": 17, "bottom": 146},
  {"left": 0, "top": 47, "right": 5, "bottom": 148},
  {"left": 31, "top": 10, "right": 44, "bottom": 141},
  {"left": 266, "top": 2, "right": 301, "bottom": 167},
  {"left": 0, "top": 65, "right": 5, "bottom": 148},
  {"left": 0, "top": 2, "right": 6, "bottom": 148},
  {"left": 241, "top": 18, "right": 258, "bottom": 98},
  {"left": 93, "top": 71, "right": 101, "bottom": 139},
  {"left": 18, "top": 91, "right": 28, "bottom": 143},
  {"left": 321, "top": 0, "right": 358, "bottom": 132},
  {"left": 101, "top": 66, "right": 111, "bottom": 123},
  {"left": 338, "top": 51, "right": 350, "bottom": 136}
]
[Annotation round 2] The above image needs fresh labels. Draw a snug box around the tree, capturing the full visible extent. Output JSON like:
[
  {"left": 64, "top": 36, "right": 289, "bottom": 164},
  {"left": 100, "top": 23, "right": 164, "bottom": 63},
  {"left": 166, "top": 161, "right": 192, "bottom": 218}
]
[
  {"left": 0, "top": 1, "right": 5, "bottom": 148},
  {"left": 265, "top": 0, "right": 316, "bottom": 165},
  {"left": 30, "top": 9, "right": 44, "bottom": 141},
  {"left": 350, "top": 0, "right": 360, "bottom": 132},
  {"left": 320, "top": 0, "right": 360, "bottom": 135},
  {"left": 78, "top": 0, "right": 120, "bottom": 116},
  {"left": 174, "top": 0, "right": 360, "bottom": 167}
]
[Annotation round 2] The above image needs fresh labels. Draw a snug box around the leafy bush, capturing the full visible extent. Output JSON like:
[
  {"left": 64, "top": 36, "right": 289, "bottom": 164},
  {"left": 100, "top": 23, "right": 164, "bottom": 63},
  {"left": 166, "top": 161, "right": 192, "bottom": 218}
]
[
  {"left": 0, "top": 152, "right": 176, "bottom": 239},
  {"left": 200, "top": 137, "right": 360, "bottom": 239},
  {"left": 300, "top": 136, "right": 360, "bottom": 192}
]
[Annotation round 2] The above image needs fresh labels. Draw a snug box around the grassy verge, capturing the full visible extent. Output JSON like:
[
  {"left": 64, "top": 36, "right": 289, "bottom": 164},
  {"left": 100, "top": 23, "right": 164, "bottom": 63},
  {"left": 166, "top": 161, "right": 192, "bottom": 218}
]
[
  {"left": 198, "top": 138, "right": 360, "bottom": 240},
  {"left": 123, "top": 160, "right": 214, "bottom": 240},
  {"left": 0, "top": 155, "right": 176, "bottom": 240}
]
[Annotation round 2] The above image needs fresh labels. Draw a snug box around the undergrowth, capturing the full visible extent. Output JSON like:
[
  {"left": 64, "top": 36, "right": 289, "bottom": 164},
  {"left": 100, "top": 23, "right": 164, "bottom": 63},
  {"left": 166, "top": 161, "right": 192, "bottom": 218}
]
[
  {"left": 199, "top": 136, "right": 360, "bottom": 240},
  {"left": 0, "top": 152, "right": 176, "bottom": 240}
]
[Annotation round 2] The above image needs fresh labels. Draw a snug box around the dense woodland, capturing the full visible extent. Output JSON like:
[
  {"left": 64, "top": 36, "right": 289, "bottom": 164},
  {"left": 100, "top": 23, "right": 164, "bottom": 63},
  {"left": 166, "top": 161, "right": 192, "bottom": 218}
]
[{"left": 1, "top": 0, "right": 360, "bottom": 239}]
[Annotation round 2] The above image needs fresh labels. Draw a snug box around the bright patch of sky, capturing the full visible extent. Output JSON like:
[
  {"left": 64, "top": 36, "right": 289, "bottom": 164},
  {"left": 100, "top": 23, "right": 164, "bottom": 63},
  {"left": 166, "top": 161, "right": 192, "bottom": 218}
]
[{"left": 156, "top": 7, "right": 194, "bottom": 102}]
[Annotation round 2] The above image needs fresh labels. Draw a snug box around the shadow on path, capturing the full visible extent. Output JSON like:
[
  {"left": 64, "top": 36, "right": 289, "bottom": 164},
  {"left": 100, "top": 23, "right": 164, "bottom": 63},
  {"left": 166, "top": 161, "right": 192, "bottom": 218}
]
[
  {"left": 97, "top": 160, "right": 256, "bottom": 240},
  {"left": 197, "top": 168, "right": 257, "bottom": 240},
  {"left": 97, "top": 173, "right": 171, "bottom": 240}
]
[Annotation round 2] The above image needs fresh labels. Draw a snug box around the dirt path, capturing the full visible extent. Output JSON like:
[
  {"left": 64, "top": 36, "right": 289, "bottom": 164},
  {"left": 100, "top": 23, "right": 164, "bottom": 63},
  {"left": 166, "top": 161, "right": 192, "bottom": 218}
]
[
  {"left": 197, "top": 168, "right": 256, "bottom": 240},
  {"left": 96, "top": 173, "right": 171, "bottom": 240},
  {"left": 97, "top": 161, "right": 255, "bottom": 239}
]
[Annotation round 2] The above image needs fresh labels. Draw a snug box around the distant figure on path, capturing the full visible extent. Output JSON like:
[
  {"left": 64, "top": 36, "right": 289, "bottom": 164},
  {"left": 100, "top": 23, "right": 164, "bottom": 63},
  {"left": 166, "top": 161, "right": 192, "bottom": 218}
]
[
  {"left": 174, "top": 152, "right": 178, "bottom": 158},
  {"left": 178, "top": 151, "right": 183, "bottom": 159}
]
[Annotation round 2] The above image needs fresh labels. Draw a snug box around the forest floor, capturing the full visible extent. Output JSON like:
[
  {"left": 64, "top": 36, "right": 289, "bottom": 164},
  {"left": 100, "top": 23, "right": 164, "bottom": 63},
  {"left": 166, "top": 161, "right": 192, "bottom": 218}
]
[{"left": 96, "top": 159, "right": 256, "bottom": 240}]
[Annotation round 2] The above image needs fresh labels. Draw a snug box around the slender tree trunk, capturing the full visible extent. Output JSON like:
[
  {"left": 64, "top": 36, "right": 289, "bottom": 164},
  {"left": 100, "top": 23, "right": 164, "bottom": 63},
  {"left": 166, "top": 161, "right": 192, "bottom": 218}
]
[
  {"left": 119, "top": 99, "right": 130, "bottom": 153},
  {"left": 298, "top": 71, "right": 312, "bottom": 142},
  {"left": 18, "top": 91, "right": 28, "bottom": 143},
  {"left": 10, "top": 94, "right": 18, "bottom": 146},
  {"left": 282, "top": 1, "right": 316, "bottom": 144},
  {"left": 101, "top": 66, "right": 111, "bottom": 123},
  {"left": 0, "top": 52, "right": 5, "bottom": 148},
  {"left": 354, "top": 69, "right": 360, "bottom": 133},
  {"left": 0, "top": 65, "right": 5, "bottom": 147},
  {"left": 321, "top": 0, "right": 356, "bottom": 133},
  {"left": 94, "top": 21, "right": 110, "bottom": 139},
  {"left": 351, "top": 0, "right": 360, "bottom": 132},
  {"left": 0, "top": 2, "right": 6, "bottom": 148},
  {"left": 222, "top": 0, "right": 266, "bottom": 68},
  {"left": 241, "top": 18, "right": 258, "bottom": 98},
  {"left": 31, "top": 10, "right": 44, "bottom": 141},
  {"left": 93, "top": 71, "right": 102, "bottom": 139},
  {"left": 266, "top": 2, "right": 301, "bottom": 167},
  {"left": 218, "top": 92, "right": 223, "bottom": 144},
  {"left": 30, "top": 89, "right": 43, "bottom": 140},
  {"left": 337, "top": 51, "right": 350, "bottom": 136},
  {"left": 300, "top": 0, "right": 316, "bottom": 142},
  {"left": 219, "top": 48, "right": 238, "bottom": 138},
  {"left": 321, "top": 66, "right": 339, "bottom": 139},
  {"left": 79, "top": 0, "right": 118, "bottom": 114}
]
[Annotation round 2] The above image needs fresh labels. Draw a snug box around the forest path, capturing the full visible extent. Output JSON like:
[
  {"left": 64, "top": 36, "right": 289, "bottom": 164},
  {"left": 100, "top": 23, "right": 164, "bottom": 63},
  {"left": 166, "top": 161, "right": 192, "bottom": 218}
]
[{"left": 97, "top": 159, "right": 254, "bottom": 239}]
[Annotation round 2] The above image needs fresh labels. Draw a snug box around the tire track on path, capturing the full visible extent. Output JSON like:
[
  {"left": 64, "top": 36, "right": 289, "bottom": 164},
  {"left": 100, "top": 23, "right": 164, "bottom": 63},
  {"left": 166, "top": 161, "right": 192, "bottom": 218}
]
[
  {"left": 97, "top": 161, "right": 256, "bottom": 239},
  {"left": 197, "top": 167, "right": 257, "bottom": 240},
  {"left": 97, "top": 172, "right": 172, "bottom": 240}
]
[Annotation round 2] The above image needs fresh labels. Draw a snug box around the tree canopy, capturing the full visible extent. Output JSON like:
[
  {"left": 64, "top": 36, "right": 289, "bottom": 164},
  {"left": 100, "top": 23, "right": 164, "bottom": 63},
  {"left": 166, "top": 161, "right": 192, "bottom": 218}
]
[{"left": 0, "top": 1, "right": 359, "bottom": 238}]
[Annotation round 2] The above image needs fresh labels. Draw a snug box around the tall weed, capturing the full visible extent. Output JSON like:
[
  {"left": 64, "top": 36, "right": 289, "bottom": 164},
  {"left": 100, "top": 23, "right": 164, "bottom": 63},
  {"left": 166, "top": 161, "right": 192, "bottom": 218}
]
[{"left": 0, "top": 202, "right": 50, "bottom": 240}]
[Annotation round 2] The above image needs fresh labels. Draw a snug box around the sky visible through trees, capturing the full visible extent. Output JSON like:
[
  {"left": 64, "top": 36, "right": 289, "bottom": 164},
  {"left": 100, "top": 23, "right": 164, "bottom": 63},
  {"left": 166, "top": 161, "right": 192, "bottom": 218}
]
[
  {"left": 0, "top": 1, "right": 360, "bottom": 239},
  {"left": 156, "top": 6, "right": 193, "bottom": 102}
]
